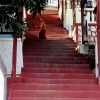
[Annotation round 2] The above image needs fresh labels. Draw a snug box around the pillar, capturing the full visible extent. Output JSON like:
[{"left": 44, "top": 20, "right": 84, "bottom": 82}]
[
  {"left": 73, "top": 0, "right": 75, "bottom": 12},
  {"left": 81, "top": 0, "right": 85, "bottom": 44},
  {"left": 62, "top": 0, "right": 64, "bottom": 21},
  {"left": 58, "top": 0, "right": 59, "bottom": 11},
  {"left": 97, "top": 0, "right": 100, "bottom": 79},
  {"left": 11, "top": 35, "right": 17, "bottom": 77}
]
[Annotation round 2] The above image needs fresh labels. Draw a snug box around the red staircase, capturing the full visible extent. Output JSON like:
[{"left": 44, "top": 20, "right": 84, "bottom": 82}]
[{"left": 8, "top": 14, "right": 100, "bottom": 100}]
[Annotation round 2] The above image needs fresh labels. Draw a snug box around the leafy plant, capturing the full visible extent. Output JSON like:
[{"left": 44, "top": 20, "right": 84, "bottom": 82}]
[
  {"left": 0, "top": 6, "right": 28, "bottom": 35},
  {"left": 25, "top": 0, "right": 48, "bottom": 16},
  {"left": 0, "top": 0, "right": 48, "bottom": 34}
]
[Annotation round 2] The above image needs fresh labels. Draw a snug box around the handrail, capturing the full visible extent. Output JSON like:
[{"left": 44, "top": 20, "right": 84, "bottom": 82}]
[{"left": 70, "top": 23, "right": 97, "bottom": 44}]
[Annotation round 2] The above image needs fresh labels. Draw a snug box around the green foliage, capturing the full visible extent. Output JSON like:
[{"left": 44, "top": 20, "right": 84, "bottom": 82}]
[
  {"left": 25, "top": 0, "right": 48, "bottom": 15},
  {"left": 6, "top": 18, "right": 28, "bottom": 34},
  {"left": 0, "top": 0, "right": 48, "bottom": 34},
  {"left": 0, "top": 6, "right": 28, "bottom": 34},
  {"left": 11, "top": 0, "right": 24, "bottom": 12}
]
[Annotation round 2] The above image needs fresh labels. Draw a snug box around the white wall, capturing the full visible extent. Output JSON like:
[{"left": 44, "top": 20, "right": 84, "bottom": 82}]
[
  {"left": 66, "top": 9, "right": 73, "bottom": 25},
  {"left": 0, "top": 55, "right": 7, "bottom": 100},
  {"left": 0, "top": 38, "right": 23, "bottom": 75}
]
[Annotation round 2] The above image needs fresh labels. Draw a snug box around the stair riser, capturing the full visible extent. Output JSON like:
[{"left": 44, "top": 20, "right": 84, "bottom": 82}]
[
  {"left": 8, "top": 97, "right": 100, "bottom": 100},
  {"left": 23, "top": 47, "right": 76, "bottom": 50},
  {"left": 23, "top": 41, "right": 76, "bottom": 44},
  {"left": 23, "top": 52, "right": 82, "bottom": 57},
  {"left": 11, "top": 84, "right": 100, "bottom": 91},
  {"left": 24, "top": 63, "right": 90, "bottom": 69},
  {"left": 24, "top": 61, "right": 86, "bottom": 64},
  {"left": 22, "top": 79, "right": 97, "bottom": 84},
  {"left": 23, "top": 44, "right": 76, "bottom": 47},
  {"left": 23, "top": 56, "right": 86, "bottom": 61},
  {"left": 21, "top": 73, "right": 95, "bottom": 79},
  {"left": 10, "top": 90, "right": 100, "bottom": 98},
  {"left": 22, "top": 68, "right": 92, "bottom": 74},
  {"left": 23, "top": 50, "right": 78, "bottom": 53}
]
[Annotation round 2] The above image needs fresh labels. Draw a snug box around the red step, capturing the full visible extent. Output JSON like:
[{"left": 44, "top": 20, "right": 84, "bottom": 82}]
[
  {"left": 22, "top": 67, "right": 92, "bottom": 74},
  {"left": 23, "top": 46, "right": 76, "bottom": 50},
  {"left": 21, "top": 72, "right": 95, "bottom": 79},
  {"left": 23, "top": 56, "right": 86, "bottom": 62},
  {"left": 11, "top": 83, "right": 100, "bottom": 91},
  {"left": 23, "top": 40, "right": 76, "bottom": 44},
  {"left": 23, "top": 52, "right": 83, "bottom": 57},
  {"left": 23, "top": 49, "right": 78, "bottom": 53},
  {"left": 8, "top": 97, "right": 100, "bottom": 100},
  {"left": 22, "top": 78, "right": 97, "bottom": 84},
  {"left": 9, "top": 90, "right": 100, "bottom": 98},
  {"left": 24, "top": 63, "right": 90, "bottom": 69},
  {"left": 23, "top": 44, "right": 77, "bottom": 48}
]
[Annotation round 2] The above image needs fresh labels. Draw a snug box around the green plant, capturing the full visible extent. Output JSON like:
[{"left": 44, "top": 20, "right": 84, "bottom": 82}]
[
  {"left": 0, "top": 0, "right": 48, "bottom": 35},
  {"left": 25, "top": 0, "right": 48, "bottom": 16},
  {"left": 0, "top": 5, "right": 28, "bottom": 35}
]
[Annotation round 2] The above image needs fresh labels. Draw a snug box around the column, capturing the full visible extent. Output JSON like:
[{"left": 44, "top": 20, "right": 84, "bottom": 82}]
[
  {"left": 81, "top": 0, "right": 85, "bottom": 44},
  {"left": 62, "top": 0, "right": 64, "bottom": 21},
  {"left": 97, "top": 0, "right": 100, "bottom": 81},
  {"left": 58, "top": 0, "right": 59, "bottom": 11}
]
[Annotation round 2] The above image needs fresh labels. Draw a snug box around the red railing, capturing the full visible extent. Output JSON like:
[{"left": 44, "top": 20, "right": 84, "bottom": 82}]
[{"left": 71, "top": 23, "right": 97, "bottom": 44}]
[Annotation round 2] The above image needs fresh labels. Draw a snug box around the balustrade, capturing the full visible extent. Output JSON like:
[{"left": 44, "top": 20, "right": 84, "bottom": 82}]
[
  {"left": 86, "top": 10, "right": 96, "bottom": 22},
  {"left": 47, "top": 0, "right": 58, "bottom": 6}
]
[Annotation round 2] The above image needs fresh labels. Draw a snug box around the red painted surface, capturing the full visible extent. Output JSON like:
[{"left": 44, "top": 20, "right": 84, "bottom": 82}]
[
  {"left": 11, "top": 35, "right": 17, "bottom": 77},
  {"left": 7, "top": 77, "right": 22, "bottom": 100},
  {"left": 8, "top": 98, "right": 100, "bottom": 100},
  {"left": 8, "top": 14, "right": 100, "bottom": 100},
  {"left": 97, "top": 0, "right": 100, "bottom": 77}
]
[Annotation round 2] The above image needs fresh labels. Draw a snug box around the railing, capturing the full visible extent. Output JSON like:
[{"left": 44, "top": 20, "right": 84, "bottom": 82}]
[
  {"left": 85, "top": 8, "right": 96, "bottom": 23},
  {"left": 75, "top": 8, "right": 96, "bottom": 24},
  {"left": 47, "top": 0, "right": 58, "bottom": 6},
  {"left": 70, "top": 23, "right": 97, "bottom": 44},
  {"left": 70, "top": 0, "right": 95, "bottom": 9},
  {"left": 0, "top": 55, "right": 7, "bottom": 100}
]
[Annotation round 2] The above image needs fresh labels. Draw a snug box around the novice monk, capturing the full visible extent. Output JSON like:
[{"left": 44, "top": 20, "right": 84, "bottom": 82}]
[{"left": 39, "top": 17, "right": 47, "bottom": 41}]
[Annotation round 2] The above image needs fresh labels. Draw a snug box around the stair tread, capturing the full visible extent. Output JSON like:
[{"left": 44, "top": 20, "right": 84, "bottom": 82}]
[
  {"left": 22, "top": 67, "right": 92, "bottom": 74},
  {"left": 11, "top": 83, "right": 100, "bottom": 91},
  {"left": 8, "top": 97, "right": 100, "bottom": 100},
  {"left": 21, "top": 72, "right": 95, "bottom": 79},
  {"left": 22, "top": 79, "right": 97, "bottom": 84},
  {"left": 10, "top": 90, "right": 100, "bottom": 98},
  {"left": 24, "top": 63, "right": 90, "bottom": 68}
]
